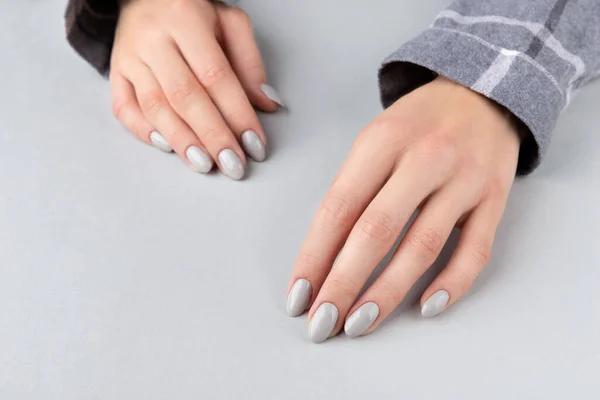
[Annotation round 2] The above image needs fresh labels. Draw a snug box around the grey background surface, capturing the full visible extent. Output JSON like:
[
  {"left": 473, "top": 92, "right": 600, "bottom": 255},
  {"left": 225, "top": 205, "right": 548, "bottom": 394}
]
[{"left": 1, "top": 0, "right": 599, "bottom": 399}]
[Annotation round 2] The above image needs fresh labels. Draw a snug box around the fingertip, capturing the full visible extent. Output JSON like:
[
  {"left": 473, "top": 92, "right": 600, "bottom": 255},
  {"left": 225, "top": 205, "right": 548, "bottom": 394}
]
[
  {"left": 308, "top": 302, "right": 339, "bottom": 343},
  {"left": 420, "top": 289, "right": 450, "bottom": 318},
  {"left": 149, "top": 131, "right": 173, "bottom": 152},
  {"left": 185, "top": 145, "right": 214, "bottom": 173},
  {"left": 344, "top": 301, "right": 379, "bottom": 338},
  {"left": 259, "top": 83, "right": 286, "bottom": 109},
  {"left": 259, "top": 100, "right": 281, "bottom": 113},
  {"left": 244, "top": 86, "right": 281, "bottom": 112},
  {"left": 286, "top": 279, "right": 312, "bottom": 317},
  {"left": 241, "top": 130, "right": 267, "bottom": 162},
  {"left": 217, "top": 148, "right": 246, "bottom": 180}
]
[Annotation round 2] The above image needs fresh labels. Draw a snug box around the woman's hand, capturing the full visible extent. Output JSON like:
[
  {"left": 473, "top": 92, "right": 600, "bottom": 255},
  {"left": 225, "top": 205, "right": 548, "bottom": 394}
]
[
  {"left": 286, "top": 76, "right": 520, "bottom": 342},
  {"left": 110, "top": 0, "right": 284, "bottom": 180}
]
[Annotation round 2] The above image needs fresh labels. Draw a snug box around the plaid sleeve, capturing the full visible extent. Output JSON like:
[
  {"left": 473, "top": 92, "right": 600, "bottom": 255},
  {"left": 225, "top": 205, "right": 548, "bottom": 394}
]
[{"left": 379, "top": 0, "right": 600, "bottom": 174}]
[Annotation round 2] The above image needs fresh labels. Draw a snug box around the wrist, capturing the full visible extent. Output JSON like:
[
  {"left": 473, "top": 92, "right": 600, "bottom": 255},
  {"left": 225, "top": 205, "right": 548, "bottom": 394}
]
[{"left": 432, "top": 76, "right": 521, "bottom": 144}]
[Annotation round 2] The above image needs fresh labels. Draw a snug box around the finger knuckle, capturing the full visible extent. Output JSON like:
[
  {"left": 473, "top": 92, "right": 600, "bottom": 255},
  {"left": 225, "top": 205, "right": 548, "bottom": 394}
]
[
  {"left": 197, "top": 126, "right": 221, "bottom": 142},
  {"left": 375, "top": 278, "right": 404, "bottom": 306},
  {"left": 219, "top": 104, "right": 248, "bottom": 126},
  {"left": 483, "top": 175, "right": 509, "bottom": 203},
  {"left": 352, "top": 129, "right": 370, "bottom": 149},
  {"left": 199, "top": 62, "right": 230, "bottom": 88},
  {"left": 317, "top": 196, "right": 355, "bottom": 232},
  {"left": 452, "top": 268, "right": 474, "bottom": 292},
  {"left": 367, "top": 116, "right": 397, "bottom": 135},
  {"left": 413, "top": 134, "right": 459, "bottom": 170},
  {"left": 111, "top": 97, "right": 132, "bottom": 120},
  {"left": 132, "top": 28, "right": 165, "bottom": 53},
  {"left": 469, "top": 239, "right": 492, "bottom": 267},
  {"left": 170, "top": 0, "right": 194, "bottom": 13},
  {"left": 457, "top": 161, "right": 486, "bottom": 187},
  {"left": 354, "top": 116, "right": 408, "bottom": 152},
  {"left": 324, "top": 274, "right": 359, "bottom": 298},
  {"left": 228, "top": 7, "right": 252, "bottom": 28},
  {"left": 138, "top": 90, "right": 166, "bottom": 116},
  {"left": 457, "top": 152, "right": 482, "bottom": 174},
  {"left": 295, "top": 252, "right": 323, "bottom": 276},
  {"left": 357, "top": 211, "right": 396, "bottom": 244},
  {"left": 167, "top": 80, "right": 200, "bottom": 109},
  {"left": 406, "top": 227, "right": 445, "bottom": 263},
  {"left": 129, "top": 118, "right": 151, "bottom": 140}
]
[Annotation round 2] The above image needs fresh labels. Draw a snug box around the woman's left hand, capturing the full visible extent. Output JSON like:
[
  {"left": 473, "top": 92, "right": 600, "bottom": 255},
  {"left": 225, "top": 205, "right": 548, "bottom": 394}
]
[{"left": 286, "top": 76, "right": 521, "bottom": 343}]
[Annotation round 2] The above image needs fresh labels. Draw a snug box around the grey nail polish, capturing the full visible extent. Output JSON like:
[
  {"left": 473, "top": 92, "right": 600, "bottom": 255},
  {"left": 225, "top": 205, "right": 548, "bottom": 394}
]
[
  {"left": 186, "top": 146, "right": 213, "bottom": 173},
  {"left": 149, "top": 131, "right": 172, "bottom": 152},
  {"left": 344, "top": 302, "right": 379, "bottom": 338},
  {"left": 241, "top": 130, "right": 267, "bottom": 162},
  {"left": 260, "top": 83, "right": 285, "bottom": 107},
  {"left": 421, "top": 290, "right": 450, "bottom": 318},
  {"left": 308, "top": 302, "right": 338, "bottom": 343},
  {"left": 218, "top": 149, "right": 245, "bottom": 180},
  {"left": 286, "top": 279, "right": 312, "bottom": 317}
]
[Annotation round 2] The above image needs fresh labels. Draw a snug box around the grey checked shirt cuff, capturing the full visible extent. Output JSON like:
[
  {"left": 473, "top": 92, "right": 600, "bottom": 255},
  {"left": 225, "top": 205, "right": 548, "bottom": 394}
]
[{"left": 379, "top": 0, "right": 600, "bottom": 174}]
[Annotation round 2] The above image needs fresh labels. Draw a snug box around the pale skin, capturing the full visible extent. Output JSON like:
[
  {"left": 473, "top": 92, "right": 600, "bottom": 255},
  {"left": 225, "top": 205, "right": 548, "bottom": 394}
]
[
  {"left": 288, "top": 76, "right": 520, "bottom": 340},
  {"left": 110, "top": 0, "right": 280, "bottom": 179},
  {"left": 110, "top": 0, "right": 522, "bottom": 340}
]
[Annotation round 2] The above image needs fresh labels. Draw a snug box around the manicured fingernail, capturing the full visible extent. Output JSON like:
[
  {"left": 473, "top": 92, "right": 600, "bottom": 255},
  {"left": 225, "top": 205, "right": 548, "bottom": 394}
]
[
  {"left": 421, "top": 290, "right": 450, "bottom": 318},
  {"left": 260, "top": 83, "right": 285, "bottom": 107},
  {"left": 344, "top": 302, "right": 379, "bottom": 338},
  {"left": 308, "top": 302, "right": 338, "bottom": 343},
  {"left": 286, "top": 279, "right": 312, "bottom": 317},
  {"left": 218, "top": 149, "right": 245, "bottom": 180},
  {"left": 241, "top": 130, "right": 267, "bottom": 162},
  {"left": 149, "top": 131, "right": 172, "bottom": 152},
  {"left": 186, "top": 146, "right": 213, "bottom": 173}
]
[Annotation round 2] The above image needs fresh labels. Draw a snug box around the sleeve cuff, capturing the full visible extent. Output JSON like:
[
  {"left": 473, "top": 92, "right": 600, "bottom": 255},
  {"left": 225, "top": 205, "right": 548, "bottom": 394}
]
[
  {"left": 378, "top": 27, "right": 567, "bottom": 175},
  {"left": 65, "top": 0, "right": 120, "bottom": 75}
]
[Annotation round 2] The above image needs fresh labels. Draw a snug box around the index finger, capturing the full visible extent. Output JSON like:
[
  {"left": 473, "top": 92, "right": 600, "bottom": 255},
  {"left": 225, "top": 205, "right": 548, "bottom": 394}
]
[{"left": 285, "top": 129, "right": 397, "bottom": 318}]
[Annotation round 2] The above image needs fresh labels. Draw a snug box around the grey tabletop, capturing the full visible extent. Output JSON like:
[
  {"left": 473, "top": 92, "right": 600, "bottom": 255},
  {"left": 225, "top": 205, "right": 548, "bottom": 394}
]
[{"left": 2, "top": 0, "right": 600, "bottom": 399}]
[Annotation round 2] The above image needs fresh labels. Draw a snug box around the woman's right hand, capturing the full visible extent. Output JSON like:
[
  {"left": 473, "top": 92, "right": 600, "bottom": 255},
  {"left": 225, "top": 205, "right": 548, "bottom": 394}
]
[{"left": 110, "top": 0, "right": 284, "bottom": 180}]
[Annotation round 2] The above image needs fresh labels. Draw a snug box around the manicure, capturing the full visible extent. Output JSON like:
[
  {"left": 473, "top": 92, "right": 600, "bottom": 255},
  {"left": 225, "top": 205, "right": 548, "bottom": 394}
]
[
  {"left": 308, "top": 302, "right": 338, "bottom": 343},
  {"left": 286, "top": 279, "right": 312, "bottom": 317},
  {"left": 421, "top": 290, "right": 450, "bottom": 318},
  {"left": 241, "top": 130, "right": 267, "bottom": 162},
  {"left": 218, "top": 149, "right": 245, "bottom": 180},
  {"left": 344, "top": 302, "right": 379, "bottom": 338},
  {"left": 186, "top": 146, "right": 213, "bottom": 173},
  {"left": 149, "top": 131, "right": 172, "bottom": 152},
  {"left": 260, "top": 83, "right": 285, "bottom": 108}
]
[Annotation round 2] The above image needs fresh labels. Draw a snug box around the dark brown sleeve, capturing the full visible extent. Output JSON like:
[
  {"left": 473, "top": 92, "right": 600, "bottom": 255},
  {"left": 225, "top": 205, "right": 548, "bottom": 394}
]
[{"left": 65, "top": 0, "right": 120, "bottom": 76}]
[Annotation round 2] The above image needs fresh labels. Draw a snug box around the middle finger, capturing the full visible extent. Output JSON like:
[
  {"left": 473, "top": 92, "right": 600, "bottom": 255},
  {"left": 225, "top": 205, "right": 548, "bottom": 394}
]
[{"left": 173, "top": 22, "right": 268, "bottom": 162}]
